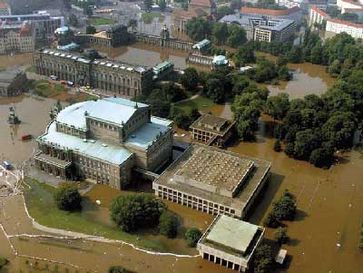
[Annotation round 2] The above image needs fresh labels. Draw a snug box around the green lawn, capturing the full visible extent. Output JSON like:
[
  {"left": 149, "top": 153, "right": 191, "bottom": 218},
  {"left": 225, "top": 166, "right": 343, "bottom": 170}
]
[
  {"left": 88, "top": 17, "right": 115, "bottom": 26},
  {"left": 33, "top": 80, "right": 67, "bottom": 98},
  {"left": 23, "top": 179, "right": 180, "bottom": 252},
  {"left": 174, "top": 96, "right": 216, "bottom": 113},
  {"left": 141, "top": 12, "right": 165, "bottom": 24}
]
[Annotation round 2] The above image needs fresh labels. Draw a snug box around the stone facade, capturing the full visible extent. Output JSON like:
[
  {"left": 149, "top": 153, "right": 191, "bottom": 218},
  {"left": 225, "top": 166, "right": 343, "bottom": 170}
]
[
  {"left": 33, "top": 49, "right": 154, "bottom": 98},
  {"left": 0, "top": 69, "right": 28, "bottom": 97},
  {"left": 0, "top": 21, "right": 35, "bottom": 54},
  {"left": 35, "top": 98, "right": 173, "bottom": 190}
]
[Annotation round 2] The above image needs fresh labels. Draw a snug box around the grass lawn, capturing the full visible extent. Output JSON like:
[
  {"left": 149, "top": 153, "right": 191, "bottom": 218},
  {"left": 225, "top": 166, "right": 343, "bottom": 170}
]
[
  {"left": 23, "top": 179, "right": 192, "bottom": 253},
  {"left": 88, "top": 17, "right": 115, "bottom": 26},
  {"left": 174, "top": 96, "right": 216, "bottom": 113},
  {"left": 33, "top": 80, "right": 67, "bottom": 98},
  {"left": 141, "top": 12, "right": 165, "bottom": 24}
]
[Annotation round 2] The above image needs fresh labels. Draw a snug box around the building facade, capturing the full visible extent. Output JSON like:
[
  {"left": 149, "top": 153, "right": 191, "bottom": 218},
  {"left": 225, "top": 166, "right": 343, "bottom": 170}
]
[
  {"left": 0, "top": 68, "right": 28, "bottom": 97},
  {"left": 153, "top": 144, "right": 271, "bottom": 219},
  {"left": 240, "top": 6, "right": 303, "bottom": 24},
  {"left": 197, "top": 215, "right": 265, "bottom": 272},
  {"left": 326, "top": 18, "right": 363, "bottom": 39},
  {"left": 190, "top": 114, "right": 235, "bottom": 147},
  {"left": 33, "top": 49, "right": 154, "bottom": 98},
  {"left": 35, "top": 98, "right": 173, "bottom": 190},
  {"left": 0, "top": 21, "right": 35, "bottom": 54},
  {"left": 0, "top": 1, "right": 11, "bottom": 15}
]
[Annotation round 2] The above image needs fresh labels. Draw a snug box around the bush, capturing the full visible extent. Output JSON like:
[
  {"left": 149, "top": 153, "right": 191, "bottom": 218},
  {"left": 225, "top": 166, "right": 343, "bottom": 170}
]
[
  {"left": 54, "top": 183, "right": 82, "bottom": 211},
  {"left": 185, "top": 228, "right": 202, "bottom": 247},
  {"left": 263, "top": 213, "right": 280, "bottom": 228},
  {"left": 309, "top": 147, "right": 334, "bottom": 168},
  {"left": 273, "top": 140, "right": 282, "bottom": 152},
  {"left": 158, "top": 211, "right": 178, "bottom": 238},
  {"left": 272, "top": 190, "right": 297, "bottom": 221},
  {"left": 0, "top": 257, "right": 8, "bottom": 269},
  {"left": 274, "top": 227, "right": 289, "bottom": 245},
  {"left": 108, "top": 266, "right": 133, "bottom": 273},
  {"left": 110, "top": 194, "right": 165, "bottom": 232}
]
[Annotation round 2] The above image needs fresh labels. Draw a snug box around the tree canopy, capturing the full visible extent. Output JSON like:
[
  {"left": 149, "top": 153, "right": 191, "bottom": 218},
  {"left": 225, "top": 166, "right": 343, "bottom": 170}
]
[{"left": 54, "top": 183, "right": 82, "bottom": 212}]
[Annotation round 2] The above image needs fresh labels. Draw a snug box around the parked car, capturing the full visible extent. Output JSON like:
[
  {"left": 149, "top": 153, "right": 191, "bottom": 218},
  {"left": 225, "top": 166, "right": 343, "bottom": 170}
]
[
  {"left": 50, "top": 75, "right": 58, "bottom": 80},
  {"left": 67, "top": 81, "right": 74, "bottom": 86}
]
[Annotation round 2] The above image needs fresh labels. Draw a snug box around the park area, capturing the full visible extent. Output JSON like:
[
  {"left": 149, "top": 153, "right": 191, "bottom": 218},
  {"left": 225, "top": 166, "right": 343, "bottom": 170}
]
[
  {"left": 87, "top": 17, "right": 115, "bottom": 26},
  {"left": 23, "top": 178, "right": 212, "bottom": 255}
]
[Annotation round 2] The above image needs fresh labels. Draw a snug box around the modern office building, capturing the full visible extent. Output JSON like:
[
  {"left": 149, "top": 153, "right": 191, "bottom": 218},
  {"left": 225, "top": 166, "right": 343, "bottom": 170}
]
[
  {"left": 35, "top": 98, "right": 173, "bottom": 190},
  {"left": 219, "top": 13, "right": 296, "bottom": 42},
  {"left": 153, "top": 144, "right": 271, "bottom": 219},
  {"left": 190, "top": 114, "right": 235, "bottom": 147},
  {"left": 197, "top": 215, "right": 265, "bottom": 272},
  {"left": 240, "top": 6, "right": 303, "bottom": 24},
  {"left": 33, "top": 49, "right": 154, "bottom": 97},
  {"left": 0, "top": 21, "right": 35, "bottom": 54}
]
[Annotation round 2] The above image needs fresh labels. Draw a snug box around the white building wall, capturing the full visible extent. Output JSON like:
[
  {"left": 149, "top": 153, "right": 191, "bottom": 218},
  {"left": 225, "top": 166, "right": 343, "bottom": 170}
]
[{"left": 326, "top": 20, "right": 363, "bottom": 39}]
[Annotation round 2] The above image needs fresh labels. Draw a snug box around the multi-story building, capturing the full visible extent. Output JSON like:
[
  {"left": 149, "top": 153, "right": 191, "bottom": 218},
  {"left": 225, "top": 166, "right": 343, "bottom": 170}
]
[
  {"left": 220, "top": 13, "right": 296, "bottom": 42},
  {"left": 173, "top": 0, "right": 216, "bottom": 33},
  {"left": 34, "top": 97, "right": 173, "bottom": 190},
  {"left": 197, "top": 215, "right": 265, "bottom": 272},
  {"left": 0, "top": 21, "right": 35, "bottom": 54},
  {"left": 309, "top": 5, "right": 329, "bottom": 27},
  {"left": 33, "top": 49, "right": 154, "bottom": 98},
  {"left": 0, "top": 68, "right": 28, "bottom": 97},
  {"left": 240, "top": 6, "right": 303, "bottom": 24},
  {"left": 190, "top": 114, "right": 235, "bottom": 147},
  {"left": 153, "top": 144, "right": 271, "bottom": 219},
  {"left": 0, "top": 12, "right": 63, "bottom": 42},
  {"left": 326, "top": 18, "right": 363, "bottom": 39}
]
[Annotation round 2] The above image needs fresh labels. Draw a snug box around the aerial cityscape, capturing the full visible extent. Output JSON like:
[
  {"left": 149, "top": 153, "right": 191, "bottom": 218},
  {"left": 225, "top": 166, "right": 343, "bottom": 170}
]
[{"left": 0, "top": 0, "right": 362, "bottom": 272}]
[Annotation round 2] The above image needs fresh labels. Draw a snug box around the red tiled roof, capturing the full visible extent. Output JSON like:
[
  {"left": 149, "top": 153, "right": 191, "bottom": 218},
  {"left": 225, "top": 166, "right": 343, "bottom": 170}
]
[
  {"left": 328, "top": 17, "right": 363, "bottom": 28},
  {"left": 311, "top": 5, "right": 329, "bottom": 17},
  {"left": 190, "top": 0, "right": 214, "bottom": 8},
  {"left": 339, "top": 0, "right": 363, "bottom": 7},
  {"left": 0, "top": 2, "right": 9, "bottom": 9},
  {"left": 240, "top": 6, "right": 301, "bottom": 16}
]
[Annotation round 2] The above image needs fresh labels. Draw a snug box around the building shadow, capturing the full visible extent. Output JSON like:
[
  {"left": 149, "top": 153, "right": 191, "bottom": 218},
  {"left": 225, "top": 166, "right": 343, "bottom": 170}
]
[{"left": 245, "top": 172, "right": 285, "bottom": 225}]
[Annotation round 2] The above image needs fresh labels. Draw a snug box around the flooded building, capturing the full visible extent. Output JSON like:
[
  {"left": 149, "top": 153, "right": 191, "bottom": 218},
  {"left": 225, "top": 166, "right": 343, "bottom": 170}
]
[
  {"left": 153, "top": 60, "right": 174, "bottom": 80},
  {"left": 153, "top": 144, "right": 271, "bottom": 219},
  {"left": 0, "top": 21, "right": 34, "bottom": 54},
  {"left": 0, "top": 68, "right": 28, "bottom": 97},
  {"left": 197, "top": 215, "right": 264, "bottom": 272},
  {"left": 35, "top": 98, "right": 173, "bottom": 190},
  {"left": 190, "top": 114, "right": 235, "bottom": 147},
  {"left": 33, "top": 49, "right": 154, "bottom": 97}
]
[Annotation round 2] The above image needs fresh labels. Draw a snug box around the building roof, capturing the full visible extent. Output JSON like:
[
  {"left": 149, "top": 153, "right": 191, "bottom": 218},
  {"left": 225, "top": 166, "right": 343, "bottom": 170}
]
[
  {"left": 327, "top": 17, "right": 363, "bottom": 28},
  {"left": 240, "top": 6, "right": 301, "bottom": 16},
  {"left": 125, "top": 117, "right": 172, "bottom": 150},
  {"left": 190, "top": 113, "right": 231, "bottom": 135},
  {"left": 190, "top": 0, "right": 214, "bottom": 8},
  {"left": 38, "top": 122, "right": 133, "bottom": 165},
  {"left": 205, "top": 215, "right": 259, "bottom": 254},
  {"left": 192, "top": 39, "right": 211, "bottom": 50},
  {"left": 212, "top": 55, "right": 228, "bottom": 65},
  {"left": 54, "top": 26, "right": 69, "bottom": 34},
  {"left": 154, "top": 144, "right": 271, "bottom": 212},
  {"left": 0, "top": 68, "right": 23, "bottom": 84},
  {"left": 153, "top": 60, "right": 173, "bottom": 73},
  {"left": 311, "top": 5, "right": 329, "bottom": 17},
  {"left": 56, "top": 98, "right": 148, "bottom": 131}
]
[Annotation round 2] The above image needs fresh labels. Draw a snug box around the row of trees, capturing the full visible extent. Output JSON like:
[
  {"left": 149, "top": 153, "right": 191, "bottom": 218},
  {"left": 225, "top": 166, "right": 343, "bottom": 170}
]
[{"left": 185, "top": 18, "right": 247, "bottom": 48}]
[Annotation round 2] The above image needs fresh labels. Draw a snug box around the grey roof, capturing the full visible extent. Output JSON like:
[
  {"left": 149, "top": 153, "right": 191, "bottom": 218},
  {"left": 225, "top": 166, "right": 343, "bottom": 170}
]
[
  {"left": 0, "top": 69, "right": 23, "bottom": 84},
  {"left": 39, "top": 122, "right": 133, "bottom": 165},
  {"left": 206, "top": 215, "right": 259, "bottom": 254},
  {"left": 56, "top": 98, "right": 148, "bottom": 131}
]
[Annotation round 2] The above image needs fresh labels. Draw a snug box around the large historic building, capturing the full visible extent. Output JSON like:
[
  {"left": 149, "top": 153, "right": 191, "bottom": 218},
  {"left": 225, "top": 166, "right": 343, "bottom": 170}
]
[
  {"left": 0, "top": 21, "right": 35, "bottom": 54},
  {"left": 33, "top": 49, "right": 154, "bottom": 97},
  {"left": 153, "top": 144, "right": 271, "bottom": 219},
  {"left": 197, "top": 215, "right": 265, "bottom": 272},
  {"left": 34, "top": 98, "right": 173, "bottom": 190},
  {"left": 0, "top": 68, "right": 28, "bottom": 97}
]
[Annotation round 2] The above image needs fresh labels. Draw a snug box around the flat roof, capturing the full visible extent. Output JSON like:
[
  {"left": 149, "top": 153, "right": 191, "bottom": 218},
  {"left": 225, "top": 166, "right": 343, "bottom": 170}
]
[
  {"left": 174, "top": 146, "right": 254, "bottom": 193},
  {"left": 190, "top": 114, "right": 231, "bottom": 135},
  {"left": 38, "top": 122, "right": 133, "bottom": 165},
  {"left": 153, "top": 144, "right": 271, "bottom": 212},
  {"left": 56, "top": 98, "right": 148, "bottom": 130},
  {"left": 206, "top": 215, "right": 259, "bottom": 254}
]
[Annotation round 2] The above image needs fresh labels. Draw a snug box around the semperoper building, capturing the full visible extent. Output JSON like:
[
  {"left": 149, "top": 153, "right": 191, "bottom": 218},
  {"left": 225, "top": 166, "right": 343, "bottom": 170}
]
[{"left": 35, "top": 98, "right": 173, "bottom": 190}]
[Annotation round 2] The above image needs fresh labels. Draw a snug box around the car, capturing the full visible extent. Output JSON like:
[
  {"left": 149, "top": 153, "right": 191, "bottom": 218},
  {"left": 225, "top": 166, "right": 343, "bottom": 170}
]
[
  {"left": 67, "top": 81, "right": 74, "bottom": 86},
  {"left": 50, "top": 75, "right": 58, "bottom": 80}
]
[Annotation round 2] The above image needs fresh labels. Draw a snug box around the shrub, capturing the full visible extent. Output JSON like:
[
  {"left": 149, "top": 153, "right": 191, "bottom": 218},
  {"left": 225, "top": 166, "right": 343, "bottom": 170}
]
[
  {"left": 158, "top": 211, "right": 178, "bottom": 238},
  {"left": 110, "top": 194, "right": 165, "bottom": 232},
  {"left": 0, "top": 257, "right": 8, "bottom": 269},
  {"left": 108, "top": 266, "right": 133, "bottom": 273},
  {"left": 273, "top": 140, "right": 282, "bottom": 152},
  {"left": 54, "top": 183, "right": 82, "bottom": 211},
  {"left": 272, "top": 190, "right": 297, "bottom": 221},
  {"left": 274, "top": 227, "right": 289, "bottom": 245},
  {"left": 263, "top": 213, "right": 280, "bottom": 228},
  {"left": 185, "top": 228, "right": 202, "bottom": 247}
]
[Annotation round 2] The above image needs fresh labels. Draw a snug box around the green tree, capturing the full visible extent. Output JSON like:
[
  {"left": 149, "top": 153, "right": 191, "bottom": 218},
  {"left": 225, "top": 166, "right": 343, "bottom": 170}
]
[
  {"left": 212, "top": 23, "right": 228, "bottom": 45},
  {"left": 293, "top": 129, "right": 321, "bottom": 160},
  {"left": 265, "top": 93, "right": 290, "bottom": 120},
  {"left": 110, "top": 194, "right": 165, "bottom": 232},
  {"left": 86, "top": 25, "right": 96, "bottom": 34},
  {"left": 233, "top": 45, "right": 256, "bottom": 66},
  {"left": 309, "top": 147, "right": 334, "bottom": 168},
  {"left": 159, "top": 211, "right": 178, "bottom": 238},
  {"left": 186, "top": 17, "right": 211, "bottom": 41},
  {"left": 216, "top": 6, "right": 233, "bottom": 20},
  {"left": 68, "top": 14, "right": 78, "bottom": 27},
  {"left": 329, "top": 59, "right": 341, "bottom": 76},
  {"left": 253, "top": 243, "right": 275, "bottom": 273},
  {"left": 128, "top": 19, "right": 138, "bottom": 31},
  {"left": 185, "top": 228, "right": 202, "bottom": 247},
  {"left": 54, "top": 183, "right": 82, "bottom": 212},
  {"left": 0, "top": 257, "right": 8, "bottom": 269},
  {"left": 274, "top": 227, "right": 289, "bottom": 245},
  {"left": 204, "top": 78, "right": 225, "bottom": 103},
  {"left": 180, "top": 67, "right": 199, "bottom": 91},
  {"left": 272, "top": 191, "right": 297, "bottom": 221},
  {"left": 227, "top": 25, "right": 247, "bottom": 48},
  {"left": 278, "top": 65, "right": 292, "bottom": 81}
]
